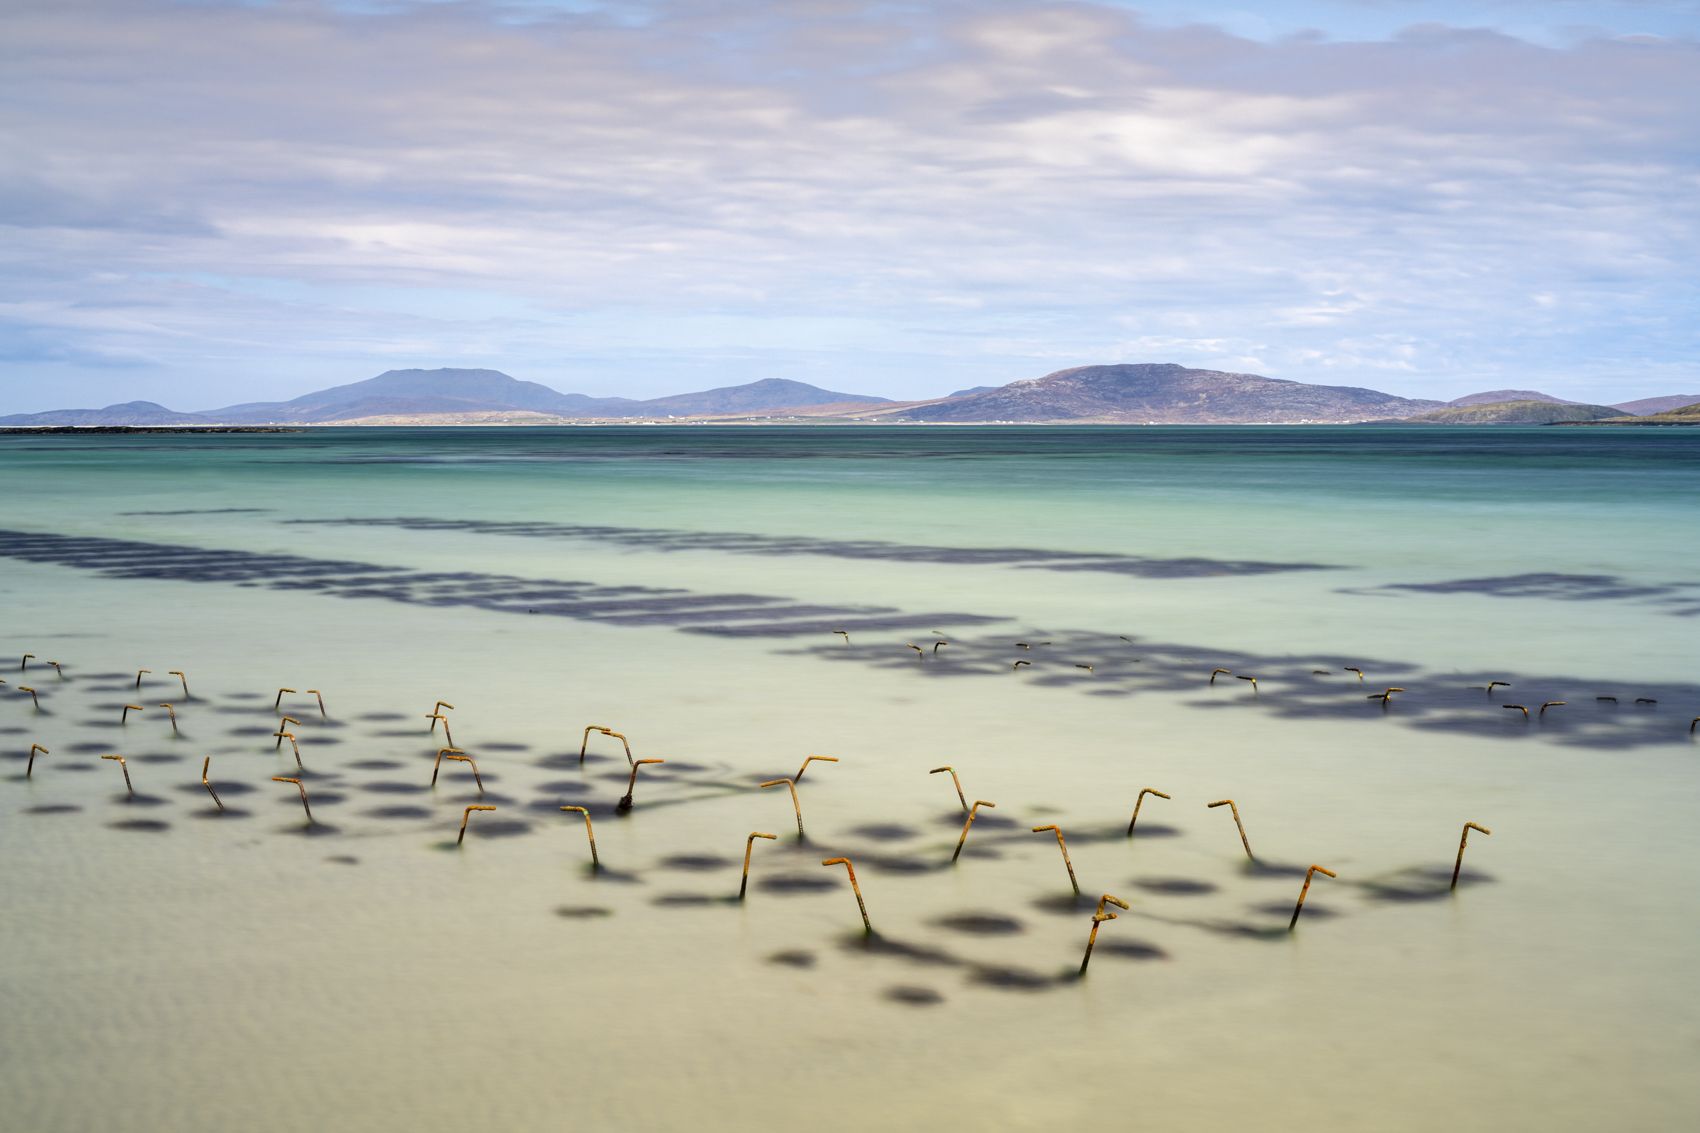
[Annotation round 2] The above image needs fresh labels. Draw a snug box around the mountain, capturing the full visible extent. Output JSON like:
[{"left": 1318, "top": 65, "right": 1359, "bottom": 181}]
[
  {"left": 1447, "top": 389, "right": 1576, "bottom": 407},
  {"left": 1, "top": 371, "right": 885, "bottom": 426},
  {"left": 21, "top": 365, "right": 1659, "bottom": 427},
  {"left": 1563, "top": 402, "right": 1700, "bottom": 427},
  {"left": 0, "top": 401, "right": 217, "bottom": 426},
  {"left": 886, "top": 363, "right": 1443, "bottom": 423},
  {"left": 195, "top": 370, "right": 887, "bottom": 422},
  {"left": 202, "top": 368, "right": 640, "bottom": 423},
  {"left": 632, "top": 378, "right": 889, "bottom": 417},
  {"left": 1620, "top": 402, "right": 1700, "bottom": 424},
  {"left": 1611, "top": 394, "right": 1700, "bottom": 416},
  {"left": 1399, "top": 399, "right": 1623, "bottom": 425}
]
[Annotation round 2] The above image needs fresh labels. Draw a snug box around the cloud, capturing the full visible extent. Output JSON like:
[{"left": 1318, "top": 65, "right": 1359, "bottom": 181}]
[{"left": 0, "top": 0, "right": 1695, "bottom": 408}]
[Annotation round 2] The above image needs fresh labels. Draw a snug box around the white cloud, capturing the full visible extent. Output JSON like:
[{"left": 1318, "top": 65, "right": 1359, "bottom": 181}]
[{"left": 0, "top": 0, "right": 1695, "bottom": 408}]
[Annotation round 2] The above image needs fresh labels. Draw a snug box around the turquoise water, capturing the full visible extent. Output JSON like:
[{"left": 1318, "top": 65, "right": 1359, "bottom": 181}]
[{"left": 2, "top": 426, "right": 1696, "bottom": 1130}]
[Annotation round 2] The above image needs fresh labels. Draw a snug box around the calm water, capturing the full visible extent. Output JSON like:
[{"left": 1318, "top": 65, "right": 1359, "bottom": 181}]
[{"left": 2, "top": 426, "right": 1696, "bottom": 1130}]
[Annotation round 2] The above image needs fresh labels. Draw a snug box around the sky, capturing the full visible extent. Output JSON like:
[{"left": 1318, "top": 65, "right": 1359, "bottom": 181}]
[{"left": 1, "top": 0, "right": 1696, "bottom": 411}]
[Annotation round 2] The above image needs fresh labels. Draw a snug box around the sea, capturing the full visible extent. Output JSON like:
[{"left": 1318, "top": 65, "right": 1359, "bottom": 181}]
[{"left": 1, "top": 425, "right": 1696, "bottom": 1131}]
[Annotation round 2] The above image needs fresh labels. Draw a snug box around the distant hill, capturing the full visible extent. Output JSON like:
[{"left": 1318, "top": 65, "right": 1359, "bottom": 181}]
[
  {"left": 1447, "top": 389, "right": 1576, "bottom": 407},
  {"left": 203, "top": 368, "right": 640, "bottom": 423},
  {"left": 15, "top": 365, "right": 1661, "bottom": 427},
  {"left": 199, "top": 370, "right": 886, "bottom": 422},
  {"left": 1623, "top": 402, "right": 1700, "bottom": 424},
  {"left": 1611, "top": 394, "right": 1700, "bottom": 416},
  {"left": 633, "top": 378, "right": 889, "bottom": 416},
  {"left": 1562, "top": 402, "right": 1700, "bottom": 427},
  {"left": 1400, "top": 400, "right": 1623, "bottom": 424},
  {"left": 0, "top": 400, "right": 216, "bottom": 427},
  {"left": 886, "top": 363, "right": 1442, "bottom": 423}
]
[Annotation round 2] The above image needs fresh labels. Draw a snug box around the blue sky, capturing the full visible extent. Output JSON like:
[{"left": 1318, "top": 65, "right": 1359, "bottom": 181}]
[{"left": 1, "top": 0, "right": 1696, "bottom": 410}]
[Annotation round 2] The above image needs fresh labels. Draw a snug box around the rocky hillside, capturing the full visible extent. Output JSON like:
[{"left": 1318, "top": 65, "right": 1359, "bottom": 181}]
[
  {"left": 204, "top": 370, "right": 886, "bottom": 422},
  {"left": 1611, "top": 394, "right": 1700, "bottom": 416},
  {"left": 1447, "top": 389, "right": 1575, "bottom": 407},
  {"left": 1399, "top": 400, "right": 1623, "bottom": 424},
  {"left": 635, "top": 378, "right": 888, "bottom": 416},
  {"left": 888, "top": 364, "right": 1442, "bottom": 423},
  {"left": 0, "top": 400, "right": 217, "bottom": 426},
  {"left": 4, "top": 370, "right": 895, "bottom": 425},
  {"left": 1564, "top": 402, "right": 1700, "bottom": 426},
  {"left": 19, "top": 363, "right": 1677, "bottom": 428},
  {"left": 203, "top": 368, "right": 640, "bottom": 422}
]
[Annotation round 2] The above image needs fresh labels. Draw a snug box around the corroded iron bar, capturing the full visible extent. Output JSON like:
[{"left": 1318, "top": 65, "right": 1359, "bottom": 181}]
[
  {"left": 202, "top": 756, "right": 223, "bottom": 811},
  {"left": 102, "top": 754, "right": 132, "bottom": 795},
  {"left": 1289, "top": 865, "right": 1337, "bottom": 930},
  {"left": 795, "top": 755, "right": 838, "bottom": 781},
  {"left": 1451, "top": 822, "right": 1492, "bottom": 890},
  {"left": 1095, "top": 894, "right": 1131, "bottom": 918},
  {"left": 458, "top": 804, "right": 496, "bottom": 844},
  {"left": 560, "top": 806, "right": 599, "bottom": 866},
  {"left": 760, "top": 777, "right": 804, "bottom": 835},
  {"left": 1127, "top": 788, "right": 1171, "bottom": 837},
  {"left": 618, "top": 758, "right": 665, "bottom": 812},
  {"left": 1032, "top": 825, "right": 1080, "bottom": 894},
  {"left": 273, "top": 776, "right": 312, "bottom": 821},
  {"left": 1207, "top": 799, "right": 1254, "bottom": 860},
  {"left": 929, "top": 766, "right": 967, "bottom": 812},
  {"left": 577, "top": 723, "right": 633, "bottom": 763},
  {"left": 953, "top": 800, "right": 996, "bottom": 862},
  {"left": 425, "top": 714, "right": 455, "bottom": 747},
  {"left": 273, "top": 731, "right": 301, "bottom": 768},
  {"left": 739, "top": 831, "right": 777, "bottom": 898},
  {"left": 1080, "top": 911, "right": 1117, "bottom": 974},
  {"left": 822, "top": 857, "right": 871, "bottom": 932},
  {"left": 431, "top": 748, "right": 483, "bottom": 791}
]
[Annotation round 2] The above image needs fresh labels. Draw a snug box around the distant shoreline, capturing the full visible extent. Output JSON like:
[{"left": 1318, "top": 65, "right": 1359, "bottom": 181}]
[
  {"left": 0, "top": 425, "right": 305, "bottom": 435},
  {"left": 2, "top": 419, "right": 1694, "bottom": 433}
]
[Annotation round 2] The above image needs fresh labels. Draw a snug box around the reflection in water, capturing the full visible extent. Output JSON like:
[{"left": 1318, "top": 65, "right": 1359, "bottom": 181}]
[
  {"left": 1, "top": 527, "right": 1690, "bottom": 748},
  {"left": 1347, "top": 572, "right": 1700, "bottom": 617},
  {"left": 933, "top": 913, "right": 1026, "bottom": 936},
  {"left": 286, "top": 515, "right": 1342, "bottom": 579},
  {"left": 0, "top": 528, "right": 1005, "bottom": 638}
]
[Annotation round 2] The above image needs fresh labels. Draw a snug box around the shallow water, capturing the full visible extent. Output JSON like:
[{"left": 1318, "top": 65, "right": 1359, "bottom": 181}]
[{"left": 2, "top": 426, "right": 1696, "bottom": 1131}]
